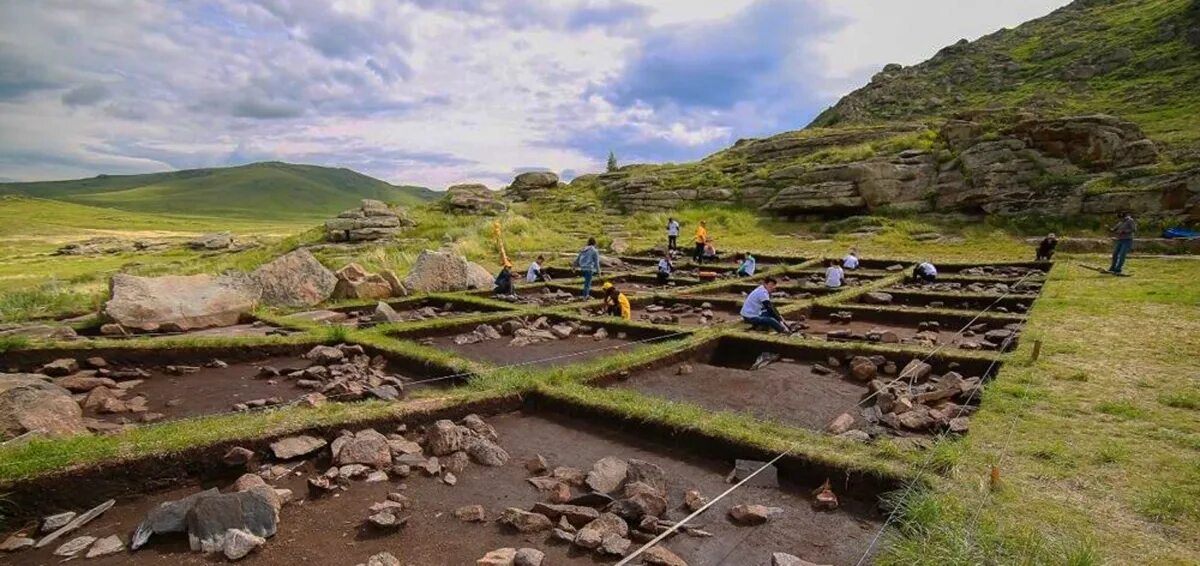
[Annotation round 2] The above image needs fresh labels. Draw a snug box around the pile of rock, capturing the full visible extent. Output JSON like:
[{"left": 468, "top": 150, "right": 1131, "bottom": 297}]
[
  {"left": 450, "top": 318, "right": 615, "bottom": 348},
  {"left": 402, "top": 249, "right": 494, "bottom": 293},
  {"left": 639, "top": 302, "right": 724, "bottom": 326},
  {"left": 324, "top": 199, "right": 414, "bottom": 243},
  {"left": 895, "top": 280, "right": 1041, "bottom": 294},
  {"left": 442, "top": 184, "right": 508, "bottom": 215},
  {"left": 55, "top": 237, "right": 170, "bottom": 256},
  {"left": 959, "top": 265, "right": 1046, "bottom": 277},
  {"left": 504, "top": 171, "right": 562, "bottom": 202},
  {"left": 826, "top": 357, "right": 982, "bottom": 438},
  {"left": 332, "top": 263, "right": 406, "bottom": 301},
  {"left": 274, "top": 344, "right": 408, "bottom": 403},
  {"left": 495, "top": 287, "right": 576, "bottom": 306}
]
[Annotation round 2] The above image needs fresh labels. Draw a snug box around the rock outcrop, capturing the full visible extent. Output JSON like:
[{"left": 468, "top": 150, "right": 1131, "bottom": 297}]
[
  {"left": 443, "top": 184, "right": 508, "bottom": 215},
  {"left": 504, "top": 171, "right": 561, "bottom": 201},
  {"left": 332, "top": 263, "right": 405, "bottom": 301},
  {"left": 102, "top": 273, "right": 261, "bottom": 333},
  {"left": 0, "top": 373, "right": 87, "bottom": 440},
  {"left": 186, "top": 232, "right": 234, "bottom": 251},
  {"left": 252, "top": 250, "right": 337, "bottom": 307},
  {"left": 402, "top": 250, "right": 493, "bottom": 293},
  {"left": 324, "top": 200, "right": 413, "bottom": 242}
]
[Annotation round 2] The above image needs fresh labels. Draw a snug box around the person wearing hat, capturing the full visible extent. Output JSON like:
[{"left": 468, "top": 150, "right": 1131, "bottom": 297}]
[
  {"left": 601, "top": 282, "right": 631, "bottom": 320},
  {"left": 493, "top": 260, "right": 515, "bottom": 295}
]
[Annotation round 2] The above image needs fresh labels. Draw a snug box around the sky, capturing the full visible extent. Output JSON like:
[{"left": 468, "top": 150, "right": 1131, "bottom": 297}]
[{"left": 0, "top": 0, "right": 1070, "bottom": 188}]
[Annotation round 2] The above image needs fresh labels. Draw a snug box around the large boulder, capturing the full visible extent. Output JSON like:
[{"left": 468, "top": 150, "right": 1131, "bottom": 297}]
[
  {"left": 505, "top": 171, "right": 560, "bottom": 201},
  {"left": 0, "top": 373, "right": 87, "bottom": 440},
  {"left": 443, "top": 184, "right": 508, "bottom": 215},
  {"left": 187, "top": 232, "right": 233, "bottom": 250},
  {"left": 403, "top": 249, "right": 493, "bottom": 293},
  {"left": 252, "top": 249, "right": 337, "bottom": 307},
  {"left": 101, "top": 273, "right": 261, "bottom": 332},
  {"left": 1009, "top": 115, "right": 1158, "bottom": 171},
  {"left": 332, "top": 263, "right": 394, "bottom": 301}
]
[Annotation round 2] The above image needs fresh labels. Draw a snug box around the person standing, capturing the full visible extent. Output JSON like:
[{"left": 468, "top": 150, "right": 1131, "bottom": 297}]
[
  {"left": 740, "top": 276, "right": 790, "bottom": 334},
  {"left": 693, "top": 221, "right": 708, "bottom": 263},
  {"left": 575, "top": 238, "right": 601, "bottom": 298},
  {"left": 825, "top": 259, "right": 845, "bottom": 288},
  {"left": 1108, "top": 213, "right": 1136, "bottom": 274},
  {"left": 666, "top": 218, "right": 680, "bottom": 251},
  {"left": 527, "top": 255, "right": 548, "bottom": 282},
  {"left": 601, "top": 282, "right": 631, "bottom": 320},
  {"left": 1036, "top": 234, "right": 1058, "bottom": 262},
  {"left": 842, "top": 251, "right": 860, "bottom": 270},
  {"left": 493, "top": 261, "right": 514, "bottom": 295},
  {"left": 656, "top": 252, "right": 674, "bottom": 285}
]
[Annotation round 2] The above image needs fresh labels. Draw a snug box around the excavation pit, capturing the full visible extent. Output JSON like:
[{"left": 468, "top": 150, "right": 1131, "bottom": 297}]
[
  {"left": 389, "top": 315, "right": 687, "bottom": 369},
  {"left": 683, "top": 281, "right": 843, "bottom": 302},
  {"left": 793, "top": 305, "right": 1025, "bottom": 352},
  {"left": 0, "top": 400, "right": 892, "bottom": 565},
  {"left": 322, "top": 297, "right": 516, "bottom": 327},
  {"left": 858, "top": 289, "right": 1033, "bottom": 313},
  {"left": 599, "top": 336, "right": 998, "bottom": 439},
  {"left": 75, "top": 315, "right": 294, "bottom": 340},
  {"left": 1, "top": 343, "right": 461, "bottom": 434},
  {"left": 579, "top": 296, "right": 779, "bottom": 328}
]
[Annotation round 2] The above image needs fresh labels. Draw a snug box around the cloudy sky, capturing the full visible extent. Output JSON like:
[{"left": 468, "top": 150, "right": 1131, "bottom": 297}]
[{"left": 0, "top": 0, "right": 1068, "bottom": 188}]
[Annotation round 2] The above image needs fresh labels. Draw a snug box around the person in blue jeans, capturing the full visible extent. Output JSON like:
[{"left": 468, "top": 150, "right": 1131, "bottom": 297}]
[
  {"left": 1108, "top": 212, "right": 1136, "bottom": 274},
  {"left": 741, "top": 276, "right": 790, "bottom": 334},
  {"left": 575, "top": 237, "right": 601, "bottom": 298}
]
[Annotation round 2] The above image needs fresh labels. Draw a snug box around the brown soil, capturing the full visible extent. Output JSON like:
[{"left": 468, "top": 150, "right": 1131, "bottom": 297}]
[
  {"left": 615, "top": 360, "right": 871, "bottom": 432},
  {"left": 428, "top": 334, "right": 657, "bottom": 368},
  {"left": 796, "top": 319, "right": 966, "bottom": 349},
  {"left": 78, "top": 322, "right": 290, "bottom": 340},
  {"left": 2, "top": 412, "right": 880, "bottom": 565},
  {"left": 79, "top": 356, "right": 428, "bottom": 426}
]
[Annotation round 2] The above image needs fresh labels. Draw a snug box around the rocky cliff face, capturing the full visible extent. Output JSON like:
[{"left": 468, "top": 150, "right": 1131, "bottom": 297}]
[{"left": 592, "top": 114, "right": 1198, "bottom": 221}]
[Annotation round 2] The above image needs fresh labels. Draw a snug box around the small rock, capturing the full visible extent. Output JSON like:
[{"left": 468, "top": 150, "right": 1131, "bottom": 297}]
[
  {"left": 826, "top": 413, "right": 855, "bottom": 435},
  {"left": 455, "top": 504, "right": 487, "bottom": 522},
  {"left": 643, "top": 545, "right": 689, "bottom": 566},
  {"left": 53, "top": 535, "right": 96, "bottom": 557},
  {"left": 367, "top": 510, "right": 408, "bottom": 530},
  {"left": 478, "top": 547, "right": 517, "bottom": 565},
  {"left": 499, "top": 508, "right": 553, "bottom": 533},
  {"left": 367, "top": 552, "right": 402, "bottom": 566},
  {"left": 222, "top": 528, "right": 264, "bottom": 560},
  {"left": 269, "top": 435, "right": 327, "bottom": 460},
  {"left": 677, "top": 363, "right": 694, "bottom": 375},
  {"left": 222, "top": 446, "right": 255, "bottom": 467},
  {"left": 514, "top": 547, "right": 546, "bottom": 566},
  {"left": 41, "top": 358, "right": 79, "bottom": 377},
  {"left": 41, "top": 512, "right": 76, "bottom": 533},
  {"left": 0, "top": 535, "right": 34, "bottom": 552},
  {"left": 444, "top": 472, "right": 458, "bottom": 485},
  {"left": 525, "top": 454, "right": 549, "bottom": 475},
  {"left": 772, "top": 552, "right": 827, "bottom": 566},
  {"left": 728, "top": 504, "right": 783, "bottom": 525},
  {"left": 684, "top": 489, "right": 707, "bottom": 512}
]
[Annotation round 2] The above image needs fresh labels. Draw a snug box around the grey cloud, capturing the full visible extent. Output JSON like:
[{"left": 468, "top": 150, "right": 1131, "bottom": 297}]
[
  {"left": 231, "top": 97, "right": 306, "bottom": 119},
  {"left": 62, "top": 83, "right": 111, "bottom": 107},
  {"left": 0, "top": 46, "right": 62, "bottom": 100}
]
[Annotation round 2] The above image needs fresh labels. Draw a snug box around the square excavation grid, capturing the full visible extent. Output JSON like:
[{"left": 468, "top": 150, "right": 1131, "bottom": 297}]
[
  {"left": 1, "top": 343, "right": 461, "bottom": 432},
  {"left": 593, "top": 335, "right": 1000, "bottom": 439},
  {"left": 388, "top": 314, "right": 689, "bottom": 369}
]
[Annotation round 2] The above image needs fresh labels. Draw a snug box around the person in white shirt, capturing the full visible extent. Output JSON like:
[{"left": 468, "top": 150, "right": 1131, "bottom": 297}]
[
  {"left": 913, "top": 261, "right": 938, "bottom": 282},
  {"left": 666, "top": 218, "right": 680, "bottom": 251},
  {"left": 825, "top": 260, "right": 846, "bottom": 288},
  {"left": 656, "top": 253, "right": 673, "bottom": 284},
  {"left": 526, "top": 255, "right": 547, "bottom": 283},
  {"left": 741, "top": 277, "right": 790, "bottom": 333},
  {"left": 842, "top": 251, "right": 860, "bottom": 270}
]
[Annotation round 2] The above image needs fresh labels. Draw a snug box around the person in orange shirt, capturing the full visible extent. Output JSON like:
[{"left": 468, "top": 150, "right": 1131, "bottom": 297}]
[{"left": 693, "top": 220, "right": 708, "bottom": 263}]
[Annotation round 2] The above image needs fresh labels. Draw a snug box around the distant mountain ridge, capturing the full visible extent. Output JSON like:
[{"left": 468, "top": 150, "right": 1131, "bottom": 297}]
[{"left": 0, "top": 161, "right": 436, "bottom": 220}]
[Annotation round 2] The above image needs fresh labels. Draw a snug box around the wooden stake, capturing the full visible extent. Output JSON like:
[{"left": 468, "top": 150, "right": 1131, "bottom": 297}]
[
  {"left": 990, "top": 465, "right": 1001, "bottom": 491},
  {"left": 1031, "top": 339, "right": 1042, "bottom": 362}
]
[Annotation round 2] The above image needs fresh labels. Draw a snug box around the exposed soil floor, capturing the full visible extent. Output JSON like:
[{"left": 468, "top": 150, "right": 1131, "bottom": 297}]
[
  {"left": 334, "top": 303, "right": 502, "bottom": 327},
  {"left": 864, "top": 292, "right": 1033, "bottom": 313},
  {"left": 77, "top": 356, "right": 423, "bottom": 427},
  {"left": 794, "top": 319, "right": 986, "bottom": 350},
  {"left": 614, "top": 360, "right": 871, "bottom": 433},
  {"left": 1, "top": 412, "right": 879, "bottom": 565},
  {"left": 426, "top": 333, "right": 660, "bottom": 369},
  {"left": 79, "top": 322, "right": 290, "bottom": 340}
]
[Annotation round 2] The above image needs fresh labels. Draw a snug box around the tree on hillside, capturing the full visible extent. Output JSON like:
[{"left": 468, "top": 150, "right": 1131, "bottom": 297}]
[{"left": 606, "top": 151, "right": 618, "bottom": 172}]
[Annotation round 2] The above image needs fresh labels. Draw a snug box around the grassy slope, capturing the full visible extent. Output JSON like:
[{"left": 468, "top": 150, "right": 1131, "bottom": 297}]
[
  {"left": 0, "top": 161, "right": 437, "bottom": 220},
  {"left": 880, "top": 257, "right": 1200, "bottom": 565},
  {"left": 811, "top": 0, "right": 1200, "bottom": 160}
]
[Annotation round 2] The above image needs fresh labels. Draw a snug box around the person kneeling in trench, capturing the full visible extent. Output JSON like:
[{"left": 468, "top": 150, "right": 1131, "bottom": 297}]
[
  {"left": 601, "top": 282, "right": 631, "bottom": 320},
  {"left": 740, "top": 276, "right": 791, "bottom": 334},
  {"left": 493, "top": 261, "right": 515, "bottom": 295}
]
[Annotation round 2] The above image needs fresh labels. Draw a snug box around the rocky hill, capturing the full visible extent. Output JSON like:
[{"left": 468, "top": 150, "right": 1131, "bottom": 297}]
[
  {"left": 583, "top": 0, "right": 1200, "bottom": 222},
  {"left": 0, "top": 162, "right": 436, "bottom": 220}
]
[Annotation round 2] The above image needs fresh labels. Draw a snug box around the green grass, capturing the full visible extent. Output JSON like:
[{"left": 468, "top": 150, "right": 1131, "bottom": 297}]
[{"left": 0, "top": 162, "right": 435, "bottom": 220}]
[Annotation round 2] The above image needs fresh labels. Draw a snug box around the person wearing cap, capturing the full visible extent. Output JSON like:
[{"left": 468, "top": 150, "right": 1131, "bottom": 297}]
[
  {"left": 493, "top": 260, "right": 514, "bottom": 295},
  {"left": 1036, "top": 234, "right": 1057, "bottom": 261},
  {"left": 602, "top": 282, "right": 631, "bottom": 320}
]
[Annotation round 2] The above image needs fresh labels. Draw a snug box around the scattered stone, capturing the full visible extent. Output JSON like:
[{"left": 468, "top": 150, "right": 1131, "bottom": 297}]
[
  {"left": 477, "top": 547, "right": 517, "bottom": 566},
  {"left": 729, "top": 459, "right": 779, "bottom": 488},
  {"left": 728, "top": 504, "right": 783, "bottom": 525},
  {"left": 599, "top": 535, "right": 631, "bottom": 556},
  {"left": 185, "top": 489, "right": 279, "bottom": 552},
  {"left": 0, "top": 535, "right": 34, "bottom": 552},
  {"left": 270, "top": 435, "right": 327, "bottom": 460},
  {"left": 367, "top": 510, "right": 408, "bottom": 530},
  {"left": 514, "top": 547, "right": 546, "bottom": 566},
  {"left": 455, "top": 504, "right": 487, "bottom": 522},
  {"left": 367, "top": 552, "right": 402, "bottom": 566},
  {"left": 525, "top": 454, "right": 549, "bottom": 475},
  {"left": 500, "top": 508, "right": 553, "bottom": 533},
  {"left": 41, "top": 511, "right": 76, "bottom": 533},
  {"left": 862, "top": 292, "right": 893, "bottom": 305},
  {"left": 772, "top": 552, "right": 828, "bottom": 566},
  {"left": 40, "top": 358, "right": 79, "bottom": 377},
  {"left": 531, "top": 503, "right": 600, "bottom": 528},
  {"left": 813, "top": 481, "right": 839, "bottom": 511},
  {"left": 467, "top": 437, "right": 510, "bottom": 467},
  {"left": 222, "top": 528, "right": 264, "bottom": 561},
  {"left": 685, "top": 489, "right": 707, "bottom": 511},
  {"left": 53, "top": 535, "right": 96, "bottom": 557},
  {"left": 36, "top": 498, "right": 115, "bottom": 549},
  {"left": 586, "top": 456, "right": 629, "bottom": 493},
  {"left": 643, "top": 545, "right": 689, "bottom": 566},
  {"left": 333, "top": 429, "right": 392, "bottom": 468},
  {"left": 827, "top": 412, "right": 855, "bottom": 434}
]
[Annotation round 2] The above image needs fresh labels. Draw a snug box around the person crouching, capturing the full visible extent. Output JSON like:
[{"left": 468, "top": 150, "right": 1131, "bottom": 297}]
[
  {"left": 601, "top": 282, "right": 631, "bottom": 320},
  {"left": 740, "top": 276, "right": 790, "bottom": 334}
]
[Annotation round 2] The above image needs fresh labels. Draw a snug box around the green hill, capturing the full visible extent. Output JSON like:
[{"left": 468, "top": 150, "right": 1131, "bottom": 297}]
[
  {"left": 0, "top": 162, "right": 437, "bottom": 220},
  {"left": 810, "top": 0, "right": 1200, "bottom": 160}
]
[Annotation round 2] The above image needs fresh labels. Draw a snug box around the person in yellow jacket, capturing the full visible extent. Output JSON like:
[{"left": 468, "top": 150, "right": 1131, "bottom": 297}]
[
  {"left": 693, "top": 220, "right": 708, "bottom": 263},
  {"left": 601, "top": 282, "right": 631, "bottom": 320}
]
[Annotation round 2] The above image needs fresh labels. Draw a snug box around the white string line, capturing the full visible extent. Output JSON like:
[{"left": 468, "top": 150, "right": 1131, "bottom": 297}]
[
  {"left": 0, "top": 327, "right": 693, "bottom": 471},
  {"left": 616, "top": 270, "right": 1039, "bottom": 565}
]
